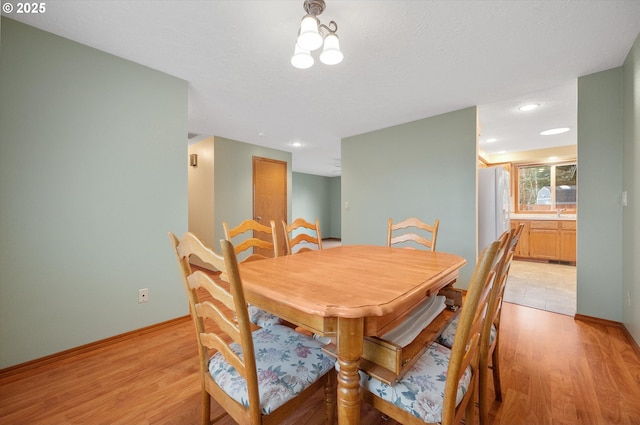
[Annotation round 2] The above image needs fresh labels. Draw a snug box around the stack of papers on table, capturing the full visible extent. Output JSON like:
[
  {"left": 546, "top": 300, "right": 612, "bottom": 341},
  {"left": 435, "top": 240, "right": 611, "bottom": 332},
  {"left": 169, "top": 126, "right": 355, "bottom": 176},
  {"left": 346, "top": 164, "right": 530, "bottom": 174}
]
[{"left": 380, "top": 295, "right": 446, "bottom": 347}]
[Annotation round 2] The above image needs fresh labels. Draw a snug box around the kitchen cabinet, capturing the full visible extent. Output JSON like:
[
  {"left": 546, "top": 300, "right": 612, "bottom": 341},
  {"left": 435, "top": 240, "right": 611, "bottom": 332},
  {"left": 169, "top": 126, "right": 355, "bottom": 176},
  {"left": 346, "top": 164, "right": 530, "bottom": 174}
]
[
  {"left": 510, "top": 220, "right": 529, "bottom": 257},
  {"left": 529, "top": 221, "right": 559, "bottom": 260},
  {"left": 510, "top": 218, "right": 576, "bottom": 264},
  {"left": 559, "top": 220, "right": 576, "bottom": 262}
]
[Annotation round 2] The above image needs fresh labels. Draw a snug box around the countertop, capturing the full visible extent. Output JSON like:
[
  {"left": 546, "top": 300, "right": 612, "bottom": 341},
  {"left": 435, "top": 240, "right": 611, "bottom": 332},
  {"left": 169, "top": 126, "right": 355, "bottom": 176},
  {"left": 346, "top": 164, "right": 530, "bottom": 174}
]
[{"left": 510, "top": 214, "right": 576, "bottom": 221}]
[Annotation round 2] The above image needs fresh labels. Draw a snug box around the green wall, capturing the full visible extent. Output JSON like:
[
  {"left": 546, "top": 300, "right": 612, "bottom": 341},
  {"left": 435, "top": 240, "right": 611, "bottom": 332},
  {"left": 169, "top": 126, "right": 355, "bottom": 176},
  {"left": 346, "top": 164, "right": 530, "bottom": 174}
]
[
  {"left": 292, "top": 173, "right": 341, "bottom": 239},
  {"left": 213, "top": 137, "right": 292, "bottom": 256},
  {"left": 622, "top": 32, "right": 640, "bottom": 341},
  {"left": 577, "top": 68, "right": 624, "bottom": 321},
  {"left": 341, "top": 107, "right": 478, "bottom": 287},
  {"left": 0, "top": 18, "right": 188, "bottom": 368},
  {"left": 329, "top": 176, "right": 342, "bottom": 237}
]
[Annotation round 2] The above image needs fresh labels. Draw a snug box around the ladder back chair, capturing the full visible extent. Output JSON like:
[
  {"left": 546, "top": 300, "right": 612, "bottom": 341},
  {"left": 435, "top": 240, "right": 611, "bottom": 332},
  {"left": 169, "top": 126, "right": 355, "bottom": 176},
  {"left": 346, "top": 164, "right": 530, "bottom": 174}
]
[
  {"left": 223, "top": 219, "right": 282, "bottom": 327},
  {"left": 168, "top": 232, "right": 336, "bottom": 425},
  {"left": 223, "top": 219, "right": 279, "bottom": 263},
  {"left": 387, "top": 217, "right": 440, "bottom": 251},
  {"left": 436, "top": 230, "right": 512, "bottom": 425},
  {"left": 282, "top": 218, "right": 323, "bottom": 255},
  {"left": 360, "top": 238, "right": 503, "bottom": 425},
  {"left": 478, "top": 223, "right": 526, "bottom": 425}
]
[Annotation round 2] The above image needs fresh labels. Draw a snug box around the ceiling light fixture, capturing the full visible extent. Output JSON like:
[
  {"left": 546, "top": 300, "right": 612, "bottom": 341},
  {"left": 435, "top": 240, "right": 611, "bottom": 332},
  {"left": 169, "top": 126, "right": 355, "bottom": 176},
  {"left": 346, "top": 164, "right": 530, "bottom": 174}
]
[
  {"left": 486, "top": 138, "right": 498, "bottom": 143},
  {"left": 540, "top": 127, "right": 570, "bottom": 136},
  {"left": 291, "top": 0, "right": 343, "bottom": 69},
  {"left": 519, "top": 103, "right": 539, "bottom": 111}
]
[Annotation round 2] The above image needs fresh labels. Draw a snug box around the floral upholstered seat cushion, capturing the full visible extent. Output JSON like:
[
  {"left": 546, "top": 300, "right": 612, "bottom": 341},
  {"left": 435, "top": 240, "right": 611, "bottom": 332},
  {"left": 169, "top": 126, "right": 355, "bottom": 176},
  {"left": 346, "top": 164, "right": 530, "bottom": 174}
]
[
  {"left": 247, "top": 304, "right": 282, "bottom": 327},
  {"left": 360, "top": 342, "right": 472, "bottom": 424},
  {"left": 437, "top": 316, "right": 497, "bottom": 349},
  {"left": 208, "top": 324, "right": 335, "bottom": 415}
]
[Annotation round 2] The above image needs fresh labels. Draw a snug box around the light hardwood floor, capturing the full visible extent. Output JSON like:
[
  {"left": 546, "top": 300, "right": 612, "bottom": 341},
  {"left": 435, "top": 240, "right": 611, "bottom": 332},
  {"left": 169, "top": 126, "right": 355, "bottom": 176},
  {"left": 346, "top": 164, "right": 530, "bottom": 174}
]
[{"left": 1, "top": 302, "right": 639, "bottom": 425}]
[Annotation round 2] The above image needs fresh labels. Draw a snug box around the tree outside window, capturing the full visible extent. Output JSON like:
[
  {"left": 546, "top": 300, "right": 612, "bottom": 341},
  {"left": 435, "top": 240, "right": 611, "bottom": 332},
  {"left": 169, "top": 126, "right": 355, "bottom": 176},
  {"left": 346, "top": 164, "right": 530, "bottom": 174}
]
[{"left": 517, "top": 163, "right": 577, "bottom": 212}]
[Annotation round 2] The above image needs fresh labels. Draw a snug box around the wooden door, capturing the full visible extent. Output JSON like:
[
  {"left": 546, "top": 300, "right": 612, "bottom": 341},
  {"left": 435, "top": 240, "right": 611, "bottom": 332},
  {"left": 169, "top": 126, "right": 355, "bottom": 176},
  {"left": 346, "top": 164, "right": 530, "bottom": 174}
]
[{"left": 253, "top": 157, "right": 287, "bottom": 257}]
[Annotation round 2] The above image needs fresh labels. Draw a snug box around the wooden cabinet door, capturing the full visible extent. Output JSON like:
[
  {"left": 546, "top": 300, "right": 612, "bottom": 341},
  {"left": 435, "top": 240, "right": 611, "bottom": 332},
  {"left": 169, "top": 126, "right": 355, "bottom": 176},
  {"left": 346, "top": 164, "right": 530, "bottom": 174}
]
[
  {"left": 528, "top": 221, "right": 559, "bottom": 260},
  {"left": 559, "top": 221, "right": 576, "bottom": 262},
  {"left": 510, "top": 220, "right": 529, "bottom": 257}
]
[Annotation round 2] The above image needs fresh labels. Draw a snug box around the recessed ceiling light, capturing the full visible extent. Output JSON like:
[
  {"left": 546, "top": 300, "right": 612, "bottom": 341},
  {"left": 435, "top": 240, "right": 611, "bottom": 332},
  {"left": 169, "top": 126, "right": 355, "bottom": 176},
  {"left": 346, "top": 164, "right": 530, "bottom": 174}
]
[
  {"left": 486, "top": 138, "right": 498, "bottom": 143},
  {"left": 519, "top": 103, "right": 539, "bottom": 111},
  {"left": 257, "top": 132, "right": 266, "bottom": 137},
  {"left": 540, "top": 127, "right": 570, "bottom": 136},
  {"left": 497, "top": 150, "right": 507, "bottom": 154},
  {"left": 290, "top": 141, "right": 303, "bottom": 147}
]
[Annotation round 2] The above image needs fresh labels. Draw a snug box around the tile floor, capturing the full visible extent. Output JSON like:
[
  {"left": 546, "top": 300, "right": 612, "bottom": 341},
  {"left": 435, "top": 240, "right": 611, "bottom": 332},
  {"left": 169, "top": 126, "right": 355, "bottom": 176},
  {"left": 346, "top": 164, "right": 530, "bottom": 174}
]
[
  {"left": 504, "top": 260, "right": 577, "bottom": 316},
  {"left": 322, "top": 238, "right": 342, "bottom": 249}
]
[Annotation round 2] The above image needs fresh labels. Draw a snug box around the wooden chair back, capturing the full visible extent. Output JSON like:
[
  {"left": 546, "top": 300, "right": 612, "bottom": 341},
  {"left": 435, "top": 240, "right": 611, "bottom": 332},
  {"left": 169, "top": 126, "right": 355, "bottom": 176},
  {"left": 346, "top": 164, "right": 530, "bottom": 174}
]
[
  {"left": 478, "top": 223, "right": 526, "bottom": 425},
  {"left": 361, "top": 239, "right": 502, "bottom": 425},
  {"left": 492, "top": 223, "right": 525, "bottom": 332},
  {"left": 387, "top": 217, "right": 440, "bottom": 251},
  {"left": 440, "top": 238, "right": 503, "bottom": 425},
  {"left": 480, "top": 230, "right": 512, "bottom": 355},
  {"left": 169, "top": 232, "right": 262, "bottom": 424},
  {"left": 282, "top": 218, "right": 322, "bottom": 255},
  {"left": 223, "top": 219, "right": 279, "bottom": 263},
  {"left": 169, "top": 232, "right": 335, "bottom": 424}
]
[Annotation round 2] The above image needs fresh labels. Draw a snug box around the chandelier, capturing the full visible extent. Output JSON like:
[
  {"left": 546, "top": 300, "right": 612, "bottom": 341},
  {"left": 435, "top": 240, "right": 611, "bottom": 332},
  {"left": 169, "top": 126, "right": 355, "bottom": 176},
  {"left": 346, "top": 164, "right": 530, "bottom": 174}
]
[{"left": 291, "top": 0, "right": 343, "bottom": 69}]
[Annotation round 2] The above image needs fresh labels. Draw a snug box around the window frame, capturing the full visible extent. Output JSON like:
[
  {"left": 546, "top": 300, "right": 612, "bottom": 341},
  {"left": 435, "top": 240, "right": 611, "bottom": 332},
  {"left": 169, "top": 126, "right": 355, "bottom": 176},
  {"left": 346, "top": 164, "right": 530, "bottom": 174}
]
[{"left": 515, "top": 161, "right": 577, "bottom": 214}]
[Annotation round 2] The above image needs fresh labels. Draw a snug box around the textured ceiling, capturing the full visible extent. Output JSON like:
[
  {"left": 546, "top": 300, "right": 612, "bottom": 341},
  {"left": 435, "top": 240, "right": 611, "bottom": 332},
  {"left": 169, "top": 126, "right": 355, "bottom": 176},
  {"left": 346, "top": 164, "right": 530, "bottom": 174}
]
[{"left": 7, "top": 1, "right": 640, "bottom": 176}]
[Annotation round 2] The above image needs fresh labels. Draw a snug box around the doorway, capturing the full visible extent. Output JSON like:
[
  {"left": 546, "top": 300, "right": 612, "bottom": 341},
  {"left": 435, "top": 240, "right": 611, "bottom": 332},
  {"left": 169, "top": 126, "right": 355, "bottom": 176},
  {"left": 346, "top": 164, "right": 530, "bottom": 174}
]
[
  {"left": 477, "top": 82, "right": 578, "bottom": 316},
  {"left": 253, "top": 156, "right": 287, "bottom": 257}
]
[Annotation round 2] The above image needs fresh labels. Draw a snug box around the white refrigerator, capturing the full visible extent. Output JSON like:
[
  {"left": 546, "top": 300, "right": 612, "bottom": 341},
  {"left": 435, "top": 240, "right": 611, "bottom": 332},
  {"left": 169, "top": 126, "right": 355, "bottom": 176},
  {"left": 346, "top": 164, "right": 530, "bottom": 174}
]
[{"left": 478, "top": 166, "right": 511, "bottom": 252}]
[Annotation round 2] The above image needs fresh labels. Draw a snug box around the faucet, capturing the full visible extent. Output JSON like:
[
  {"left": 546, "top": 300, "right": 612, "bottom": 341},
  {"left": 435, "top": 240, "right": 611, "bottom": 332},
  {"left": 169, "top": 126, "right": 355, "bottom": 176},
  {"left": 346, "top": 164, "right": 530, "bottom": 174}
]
[{"left": 557, "top": 208, "right": 566, "bottom": 217}]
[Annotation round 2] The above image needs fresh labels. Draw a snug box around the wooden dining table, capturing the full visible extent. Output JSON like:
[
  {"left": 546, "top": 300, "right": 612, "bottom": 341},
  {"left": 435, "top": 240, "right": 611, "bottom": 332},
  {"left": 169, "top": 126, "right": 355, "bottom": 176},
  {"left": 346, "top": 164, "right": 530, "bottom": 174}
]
[{"left": 238, "top": 244, "right": 467, "bottom": 425}]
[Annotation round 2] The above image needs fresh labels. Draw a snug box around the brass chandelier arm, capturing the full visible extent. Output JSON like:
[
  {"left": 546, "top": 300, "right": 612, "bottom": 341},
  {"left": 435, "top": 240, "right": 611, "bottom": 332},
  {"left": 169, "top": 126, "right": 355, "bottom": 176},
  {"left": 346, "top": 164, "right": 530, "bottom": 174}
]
[{"left": 319, "top": 21, "right": 338, "bottom": 35}]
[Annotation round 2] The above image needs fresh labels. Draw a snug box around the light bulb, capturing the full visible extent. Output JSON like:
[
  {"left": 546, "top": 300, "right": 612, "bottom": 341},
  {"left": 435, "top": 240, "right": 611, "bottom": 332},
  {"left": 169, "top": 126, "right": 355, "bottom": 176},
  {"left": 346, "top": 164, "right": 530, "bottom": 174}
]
[
  {"left": 519, "top": 103, "right": 539, "bottom": 111},
  {"left": 540, "top": 127, "right": 570, "bottom": 136},
  {"left": 291, "top": 44, "right": 314, "bottom": 69},
  {"left": 319, "top": 32, "right": 343, "bottom": 65},
  {"left": 297, "top": 15, "right": 323, "bottom": 51}
]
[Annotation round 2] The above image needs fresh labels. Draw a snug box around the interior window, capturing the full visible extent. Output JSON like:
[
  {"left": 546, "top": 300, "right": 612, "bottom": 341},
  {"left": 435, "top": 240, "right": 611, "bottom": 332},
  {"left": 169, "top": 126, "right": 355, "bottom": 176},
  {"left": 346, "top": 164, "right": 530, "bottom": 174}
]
[{"left": 517, "top": 163, "right": 577, "bottom": 213}]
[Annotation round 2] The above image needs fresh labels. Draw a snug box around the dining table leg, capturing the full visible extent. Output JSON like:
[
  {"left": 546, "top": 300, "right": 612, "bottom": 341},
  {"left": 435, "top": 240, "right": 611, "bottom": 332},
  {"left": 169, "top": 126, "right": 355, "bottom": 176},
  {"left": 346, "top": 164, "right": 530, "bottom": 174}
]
[{"left": 336, "top": 317, "right": 364, "bottom": 425}]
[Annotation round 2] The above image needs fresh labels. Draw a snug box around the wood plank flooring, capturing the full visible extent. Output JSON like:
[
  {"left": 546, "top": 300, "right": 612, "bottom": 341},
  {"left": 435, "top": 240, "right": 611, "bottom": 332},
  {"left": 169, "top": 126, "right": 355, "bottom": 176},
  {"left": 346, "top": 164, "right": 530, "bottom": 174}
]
[{"left": 1, "top": 302, "right": 639, "bottom": 425}]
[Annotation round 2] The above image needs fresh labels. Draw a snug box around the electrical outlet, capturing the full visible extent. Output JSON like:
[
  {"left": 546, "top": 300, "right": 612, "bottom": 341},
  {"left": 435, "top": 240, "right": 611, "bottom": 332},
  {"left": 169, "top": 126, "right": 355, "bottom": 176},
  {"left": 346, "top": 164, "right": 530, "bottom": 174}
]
[{"left": 138, "top": 288, "right": 149, "bottom": 303}]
